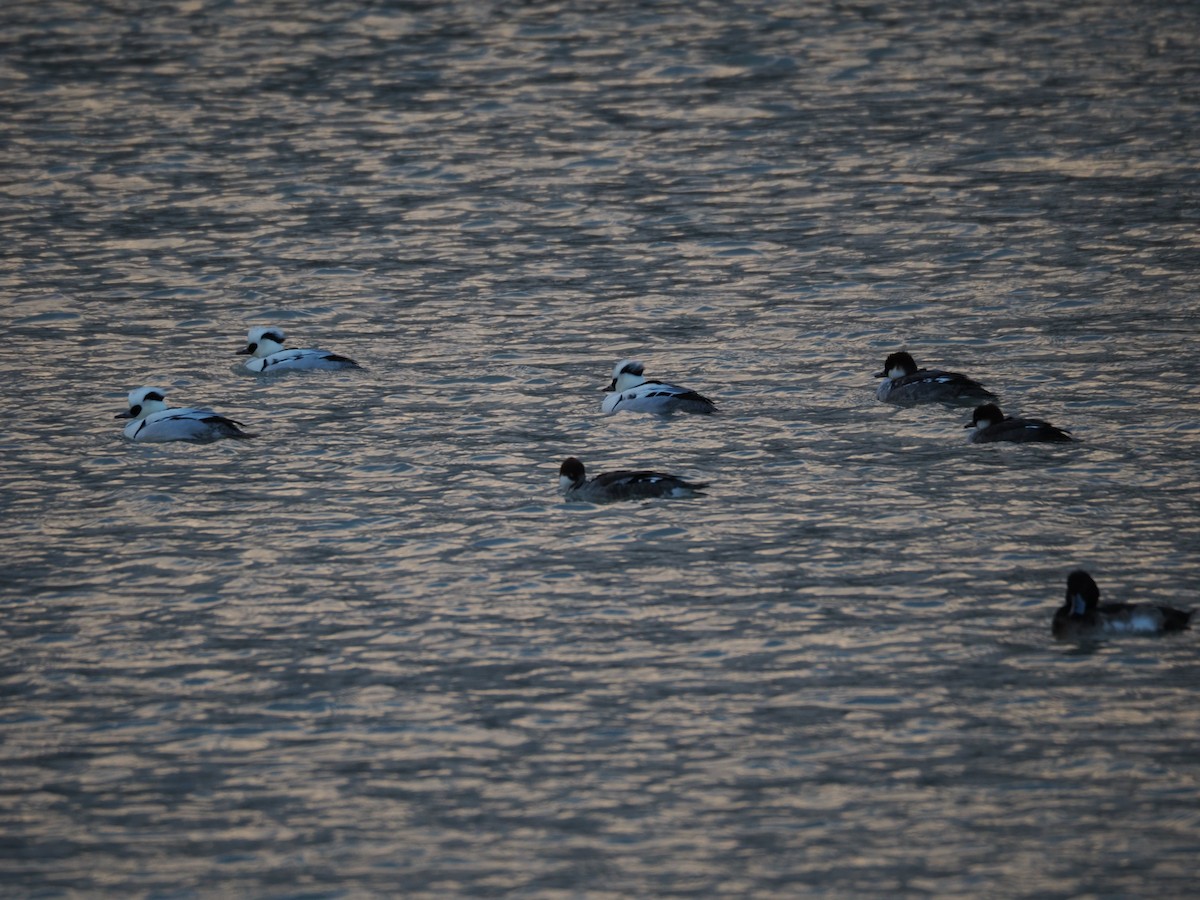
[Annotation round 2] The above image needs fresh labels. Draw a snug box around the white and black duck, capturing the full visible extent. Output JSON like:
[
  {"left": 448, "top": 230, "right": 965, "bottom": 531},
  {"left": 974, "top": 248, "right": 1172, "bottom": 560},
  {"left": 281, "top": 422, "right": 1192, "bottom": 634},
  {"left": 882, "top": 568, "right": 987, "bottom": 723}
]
[
  {"left": 117, "top": 387, "right": 255, "bottom": 443},
  {"left": 601, "top": 359, "right": 717, "bottom": 415},
  {"left": 238, "top": 326, "right": 361, "bottom": 373}
]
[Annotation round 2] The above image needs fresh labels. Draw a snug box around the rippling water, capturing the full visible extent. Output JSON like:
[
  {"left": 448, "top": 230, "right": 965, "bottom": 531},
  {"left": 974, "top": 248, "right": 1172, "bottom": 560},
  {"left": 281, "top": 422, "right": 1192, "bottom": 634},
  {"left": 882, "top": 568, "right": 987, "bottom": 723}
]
[{"left": 3, "top": 1, "right": 1200, "bottom": 896}]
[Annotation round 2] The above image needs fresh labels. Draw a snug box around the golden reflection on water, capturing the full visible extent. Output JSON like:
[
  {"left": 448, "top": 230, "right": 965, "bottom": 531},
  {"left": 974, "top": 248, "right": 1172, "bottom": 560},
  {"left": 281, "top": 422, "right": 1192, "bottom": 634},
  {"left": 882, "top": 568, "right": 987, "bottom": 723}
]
[{"left": 3, "top": 0, "right": 1200, "bottom": 895}]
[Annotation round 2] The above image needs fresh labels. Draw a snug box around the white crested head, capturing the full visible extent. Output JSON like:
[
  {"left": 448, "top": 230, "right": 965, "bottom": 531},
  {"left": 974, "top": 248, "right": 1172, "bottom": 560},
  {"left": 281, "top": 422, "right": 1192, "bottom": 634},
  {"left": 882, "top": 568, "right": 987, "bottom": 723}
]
[
  {"left": 241, "top": 326, "right": 287, "bottom": 359},
  {"left": 609, "top": 358, "right": 647, "bottom": 391},
  {"left": 119, "top": 386, "right": 169, "bottom": 421}
]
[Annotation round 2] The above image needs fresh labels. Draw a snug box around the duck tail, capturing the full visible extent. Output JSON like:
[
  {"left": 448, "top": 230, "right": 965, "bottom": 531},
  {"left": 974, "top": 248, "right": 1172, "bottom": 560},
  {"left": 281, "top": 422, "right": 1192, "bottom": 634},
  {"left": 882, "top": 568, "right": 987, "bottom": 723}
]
[{"left": 1161, "top": 607, "right": 1193, "bottom": 632}]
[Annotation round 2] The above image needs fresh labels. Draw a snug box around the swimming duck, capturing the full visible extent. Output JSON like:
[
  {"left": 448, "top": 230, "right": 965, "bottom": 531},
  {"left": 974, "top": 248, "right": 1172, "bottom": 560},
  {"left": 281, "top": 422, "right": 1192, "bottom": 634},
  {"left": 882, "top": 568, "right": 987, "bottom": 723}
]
[
  {"left": 601, "top": 359, "right": 717, "bottom": 415},
  {"left": 237, "top": 326, "right": 361, "bottom": 373},
  {"left": 875, "top": 351, "right": 996, "bottom": 406},
  {"left": 116, "top": 387, "right": 255, "bottom": 442},
  {"left": 558, "top": 457, "right": 708, "bottom": 502},
  {"left": 965, "top": 403, "right": 1074, "bottom": 443},
  {"left": 1052, "top": 570, "right": 1192, "bottom": 639}
]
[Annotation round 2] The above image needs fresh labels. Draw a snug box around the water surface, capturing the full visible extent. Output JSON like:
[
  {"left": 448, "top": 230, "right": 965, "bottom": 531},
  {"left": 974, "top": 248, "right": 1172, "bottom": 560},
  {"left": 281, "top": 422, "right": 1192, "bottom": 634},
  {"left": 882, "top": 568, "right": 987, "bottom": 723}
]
[{"left": 3, "top": 1, "right": 1200, "bottom": 896}]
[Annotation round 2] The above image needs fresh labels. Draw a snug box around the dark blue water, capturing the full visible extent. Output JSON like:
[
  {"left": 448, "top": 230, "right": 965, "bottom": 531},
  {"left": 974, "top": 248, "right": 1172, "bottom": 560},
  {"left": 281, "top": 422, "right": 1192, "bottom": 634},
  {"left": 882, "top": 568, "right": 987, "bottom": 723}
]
[{"left": 3, "top": 1, "right": 1199, "bottom": 896}]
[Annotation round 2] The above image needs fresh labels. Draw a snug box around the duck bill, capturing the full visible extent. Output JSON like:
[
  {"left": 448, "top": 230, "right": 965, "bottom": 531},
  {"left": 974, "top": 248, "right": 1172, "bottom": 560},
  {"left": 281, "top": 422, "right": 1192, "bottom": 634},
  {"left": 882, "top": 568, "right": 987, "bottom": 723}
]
[
  {"left": 114, "top": 411, "right": 133, "bottom": 419},
  {"left": 602, "top": 379, "right": 616, "bottom": 391},
  {"left": 236, "top": 346, "right": 253, "bottom": 355}
]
